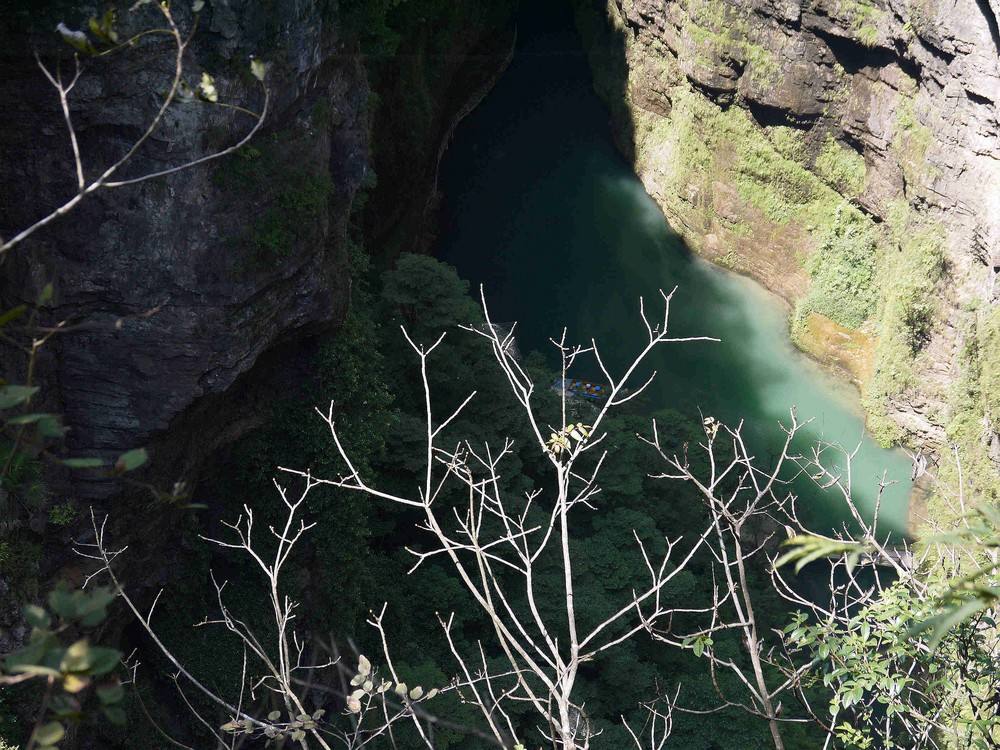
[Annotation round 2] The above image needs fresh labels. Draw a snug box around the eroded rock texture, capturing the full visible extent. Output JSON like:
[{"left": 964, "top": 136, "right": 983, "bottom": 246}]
[
  {"left": 0, "top": 0, "right": 515, "bottom": 500},
  {"left": 584, "top": 0, "right": 1000, "bottom": 473},
  {"left": 0, "top": 2, "right": 366, "bottom": 498}
]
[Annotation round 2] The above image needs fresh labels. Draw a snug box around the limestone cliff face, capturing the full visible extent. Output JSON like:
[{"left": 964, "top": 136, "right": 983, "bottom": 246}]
[
  {"left": 581, "top": 0, "right": 1000, "bottom": 482},
  {"left": 0, "top": 2, "right": 367, "bottom": 498},
  {"left": 0, "top": 1, "right": 514, "bottom": 500}
]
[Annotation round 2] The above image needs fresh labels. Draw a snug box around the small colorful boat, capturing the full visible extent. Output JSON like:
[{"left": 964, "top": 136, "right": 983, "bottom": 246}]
[{"left": 552, "top": 378, "right": 609, "bottom": 401}]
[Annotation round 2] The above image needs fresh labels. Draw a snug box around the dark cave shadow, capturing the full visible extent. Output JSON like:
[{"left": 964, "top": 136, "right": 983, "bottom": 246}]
[{"left": 569, "top": 0, "right": 638, "bottom": 164}]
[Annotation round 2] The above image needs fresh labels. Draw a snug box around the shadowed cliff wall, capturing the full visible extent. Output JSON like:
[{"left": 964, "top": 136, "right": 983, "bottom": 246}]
[{"left": 0, "top": 0, "right": 516, "bottom": 503}]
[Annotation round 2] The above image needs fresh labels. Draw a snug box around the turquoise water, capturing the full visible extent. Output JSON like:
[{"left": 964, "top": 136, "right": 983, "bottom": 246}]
[{"left": 435, "top": 6, "right": 911, "bottom": 534}]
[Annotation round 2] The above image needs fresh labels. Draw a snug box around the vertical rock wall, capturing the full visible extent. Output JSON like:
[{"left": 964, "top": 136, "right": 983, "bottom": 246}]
[
  {"left": 580, "top": 0, "right": 1000, "bottom": 492},
  {"left": 1, "top": 1, "right": 368, "bottom": 497},
  {"left": 0, "top": 1, "right": 516, "bottom": 501}
]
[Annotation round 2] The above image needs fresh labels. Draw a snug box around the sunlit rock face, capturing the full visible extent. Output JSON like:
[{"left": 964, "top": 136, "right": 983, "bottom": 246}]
[{"left": 583, "top": 0, "right": 1000, "bottom": 462}]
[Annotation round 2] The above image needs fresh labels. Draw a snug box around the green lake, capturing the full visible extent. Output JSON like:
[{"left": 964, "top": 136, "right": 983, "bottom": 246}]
[{"left": 435, "top": 4, "right": 912, "bottom": 535}]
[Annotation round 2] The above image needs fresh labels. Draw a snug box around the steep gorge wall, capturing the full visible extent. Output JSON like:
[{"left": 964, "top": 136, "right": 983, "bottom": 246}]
[
  {"left": 0, "top": 1, "right": 514, "bottom": 503},
  {"left": 580, "top": 0, "right": 1000, "bottom": 496},
  {"left": 1, "top": 1, "right": 367, "bottom": 500}
]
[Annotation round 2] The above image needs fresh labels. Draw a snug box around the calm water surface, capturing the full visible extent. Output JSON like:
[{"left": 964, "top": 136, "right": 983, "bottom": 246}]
[{"left": 435, "top": 5, "right": 912, "bottom": 534}]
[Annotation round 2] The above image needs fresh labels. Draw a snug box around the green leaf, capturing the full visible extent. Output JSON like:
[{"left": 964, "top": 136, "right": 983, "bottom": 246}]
[
  {"left": 7, "top": 413, "right": 66, "bottom": 437},
  {"left": 97, "top": 682, "right": 124, "bottom": 704},
  {"left": 115, "top": 447, "right": 148, "bottom": 473},
  {"left": 87, "top": 647, "right": 121, "bottom": 676},
  {"left": 49, "top": 698, "right": 83, "bottom": 722},
  {"left": 61, "top": 457, "right": 105, "bottom": 469},
  {"left": 920, "top": 597, "right": 993, "bottom": 651},
  {"left": 75, "top": 587, "right": 115, "bottom": 626},
  {"left": 61, "top": 639, "right": 92, "bottom": 672},
  {"left": 78, "top": 608, "right": 108, "bottom": 628},
  {"left": 197, "top": 72, "right": 218, "bottom": 103},
  {"left": 0, "top": 385, "right": 39, "bottom": 409},
  {"left": 56, "top": 23, "right": 96, "bottom": 54},
  {"left": 250, "top": 58, "right": 269, "bottom": 82},
  {"left": 0, "top": 304, "right": 27, "bottom": 328},
  {"left": 103, "top": 705, "right": 127, "bottom": 726},
  {"left": 33, "top": 721, "right": 65, "bottom": 746},
  {"left": 37, "top": 414, "right": 66, "bottom": 438},
  {"left": 774, "top": 535, "right": 868, "bottom": 573},
  {"left": 4, "top": 636, "right": 51, "bottom": 671},
  {"left": 63, "top": 673, "right": 90, "bottom": 693},
  {"left": 37, "top": 283, "right": 54, "bottom": 306},
  {"left": 48, "top": 587, "right": 77, "bottom": 619},
  {"left": 846, "top": 550, "right": 861, "bottom": 575},
  {"left": 9, "top": 663, "right": 61, "bottom": 678},
  {"left": 24, "top": 604, "right": 51, "bottom": 629},
  {"left": 6, "top": 412, "right": 56, "bottom": 425},
  {"left": 87, "top": 10, "right": 118, "bottom": 45}
]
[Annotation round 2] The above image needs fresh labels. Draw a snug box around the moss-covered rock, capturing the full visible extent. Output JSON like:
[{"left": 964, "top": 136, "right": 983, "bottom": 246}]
[
  {"left": 212, "top": 126, "right": 333, "bottom": 272},
  {"left": 581, "top": 0, "right": 1000, "bottom": 461},
  {"left": 815, "top": 135, "right": 867, "bottom": 197},
  {"left": 613, "top": 59, "right": 883, "bottom": 346}
]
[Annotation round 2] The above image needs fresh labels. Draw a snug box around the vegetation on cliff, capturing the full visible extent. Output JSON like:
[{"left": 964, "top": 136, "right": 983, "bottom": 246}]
[
  {"left": 622, "top": 81, "right": 882, "bottom": 336},
  {"left": 1, "top": 2, "right": 998, "bottom": 749},
  {"left": 213, "top": 128, "right": 333, "bottom": 271},
  {"left": 8, "top": 248, "right": 990, "bottom": 749},
  {"left": 574, "top": 0, "right": 999, "bottom": 494},
  {"left": 864, "top": 203, "right": 946, "bottom": 445}
]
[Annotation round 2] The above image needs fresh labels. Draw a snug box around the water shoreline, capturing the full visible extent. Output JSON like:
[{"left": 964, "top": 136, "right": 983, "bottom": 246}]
[{"left": 433, "top": 6, "right": 914, "bottom": 536}]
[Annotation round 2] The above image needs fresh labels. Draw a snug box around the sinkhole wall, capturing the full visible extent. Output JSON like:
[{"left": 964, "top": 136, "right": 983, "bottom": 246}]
[{"left": 577, "top": 0, "right": 1000, "bottom": 503}]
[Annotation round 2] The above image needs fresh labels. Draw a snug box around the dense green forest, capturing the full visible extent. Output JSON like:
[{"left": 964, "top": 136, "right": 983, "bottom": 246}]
[{"left": 166, "top": 249, "right": 818, "bottom": 749}]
